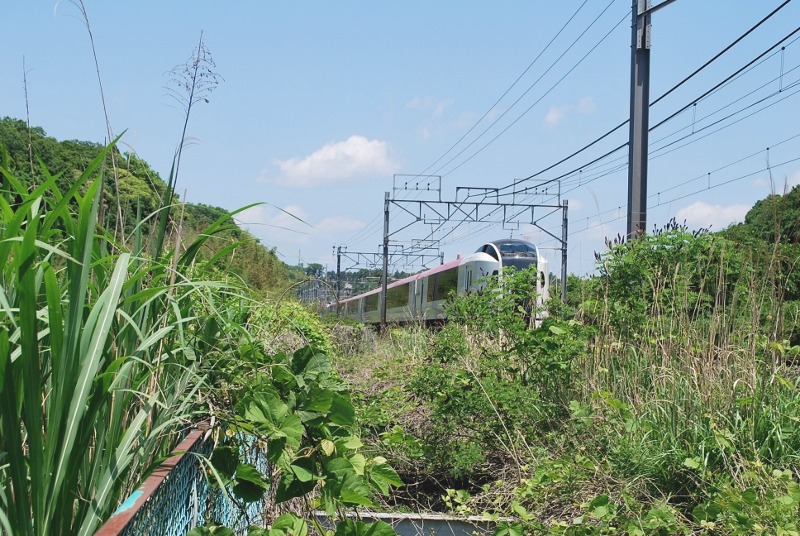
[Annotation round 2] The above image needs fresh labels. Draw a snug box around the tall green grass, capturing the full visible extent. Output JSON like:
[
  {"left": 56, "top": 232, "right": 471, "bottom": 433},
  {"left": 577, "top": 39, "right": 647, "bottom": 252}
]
[
  {"left": 0, "top": 142, "right": 250, "bottom": 535},
  {"left": 582, "top": 236, "right": 800, "bottom": 484}
]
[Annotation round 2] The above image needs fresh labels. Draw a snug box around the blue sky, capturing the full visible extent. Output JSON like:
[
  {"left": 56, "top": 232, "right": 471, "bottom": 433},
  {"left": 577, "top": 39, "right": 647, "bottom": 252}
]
[{"left": 3, "top": 1, "right": 799, "bottom": 276}]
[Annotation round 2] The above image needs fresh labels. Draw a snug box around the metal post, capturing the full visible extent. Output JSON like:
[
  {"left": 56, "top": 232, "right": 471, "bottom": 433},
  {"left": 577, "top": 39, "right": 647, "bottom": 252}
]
[
  {"left": 561, "top": 200, "right": 568, "bottom": 304},
  {"left": 380, "top": 192, "right": 390, "bottom": 333},
  {"left": 336, "top": 246, "right": 341, "bottom": 302},
  {"left": 627, "top": 0, "right": 651, "bottom": 239}
]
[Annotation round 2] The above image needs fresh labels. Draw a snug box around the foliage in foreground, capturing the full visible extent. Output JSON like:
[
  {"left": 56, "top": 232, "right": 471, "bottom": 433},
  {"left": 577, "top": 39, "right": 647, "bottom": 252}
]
[
  {"left": 195, "top": 345, "right": 401, "bottom": 535},
  {"left": 0, "top": 137, "right": 400, "bottom": 535},
  {"left": 334, "top": 224, "right": 800, "bottom": 534},
  {"left": 0, "top": 142, "right": 228, "bottom": 534}
]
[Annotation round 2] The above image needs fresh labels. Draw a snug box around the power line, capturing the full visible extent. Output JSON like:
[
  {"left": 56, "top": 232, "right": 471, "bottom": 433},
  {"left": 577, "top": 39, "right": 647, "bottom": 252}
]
[
  {"left": 491, "top": 7, "right": 799, "bottom": 200},
  {"left": 412, "top": 0, "right": 593, "bottom": 179},
  {"left": 436, "top": 8, "right": 629, "bottom": 179},
  {"left": 651, "top": 24, "right": 800, "bottom": 132},
  {"left": 651, "top": 0, "right": 793, "bottom": 108}
]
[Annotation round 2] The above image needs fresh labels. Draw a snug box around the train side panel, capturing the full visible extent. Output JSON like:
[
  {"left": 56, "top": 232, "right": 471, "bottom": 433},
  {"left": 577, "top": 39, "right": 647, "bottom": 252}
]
[{"left": 333, "top": 239, "right": 548, "bottom": 325}]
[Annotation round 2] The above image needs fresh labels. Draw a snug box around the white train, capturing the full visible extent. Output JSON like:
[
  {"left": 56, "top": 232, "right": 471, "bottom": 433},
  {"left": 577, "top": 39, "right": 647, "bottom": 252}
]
[{"left": 333, "top": 239, "right": 549, "bottom": 323}]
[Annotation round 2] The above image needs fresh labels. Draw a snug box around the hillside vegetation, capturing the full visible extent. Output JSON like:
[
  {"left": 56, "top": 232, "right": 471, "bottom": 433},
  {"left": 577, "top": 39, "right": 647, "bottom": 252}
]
[
  {"left": 332, "top": 201, "right": 800, "bottom": 534},
  {"left": 0, "top": 116, "right": 293, "bottom": 294}
]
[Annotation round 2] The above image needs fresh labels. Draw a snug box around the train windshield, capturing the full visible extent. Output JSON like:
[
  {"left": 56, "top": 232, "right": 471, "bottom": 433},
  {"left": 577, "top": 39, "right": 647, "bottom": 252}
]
[
  {"left": 496, "top": 241, "right": 537, "bottom": 258},
  {"left": 489, "top": 240, "right": 538, "bottom": 270}
]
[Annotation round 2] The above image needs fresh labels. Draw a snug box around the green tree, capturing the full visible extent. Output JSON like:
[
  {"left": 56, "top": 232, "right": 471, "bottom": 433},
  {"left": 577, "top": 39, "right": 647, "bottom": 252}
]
[{"left": 731, "top": 184, "right": 800, "bottom": 243}]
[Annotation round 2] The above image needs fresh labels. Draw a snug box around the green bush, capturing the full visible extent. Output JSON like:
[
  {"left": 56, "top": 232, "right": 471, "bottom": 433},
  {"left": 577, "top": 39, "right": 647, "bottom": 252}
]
[{"left": 411, "top": 269, "right": 588, "bottom": 481}]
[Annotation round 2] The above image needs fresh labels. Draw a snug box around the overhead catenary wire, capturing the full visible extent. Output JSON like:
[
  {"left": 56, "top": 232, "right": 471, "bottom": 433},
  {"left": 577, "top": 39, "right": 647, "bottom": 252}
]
[
  {"left": 339, "top": 1, "right": 598, "bottom": 252},
  {"left": 565, "top": 152, "right": 800, "bottom": 242},
  {"left": 650, "top": 24, "right": 800, "bottom": 132},
  {"left": 491, "top": 4, "right": 799, "bottom": 199},
  {"left": 344, "top": 2, "right": 800, "bottom": 274},
  {"left": 428, "top": 70, "right": 800, "bottom": 251},
  {"left": 348, "top": 0, "right": 627, "bottom": 258},
  {"left": 435, "top": 7, "right": 629, "bottom": 179},
  {"left": 650, "top": 0, "right": 792, "bottom": 107},
  {"left": 411, "top": 0, "right": 593, "bottom": 180}
]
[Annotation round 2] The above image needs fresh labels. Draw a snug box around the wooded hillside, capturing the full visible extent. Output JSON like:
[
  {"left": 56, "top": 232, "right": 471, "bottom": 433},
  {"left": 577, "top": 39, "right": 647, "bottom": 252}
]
[{"left": 0, "top": 116, "right": 293, "bottom": 294}]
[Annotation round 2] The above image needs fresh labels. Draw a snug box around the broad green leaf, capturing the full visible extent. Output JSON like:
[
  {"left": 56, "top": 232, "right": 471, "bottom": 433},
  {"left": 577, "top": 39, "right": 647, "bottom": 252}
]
[
  {"left": 741, "top": 488, "right": 758, "bottom": 505},
  {"left": 233, "top": 464, "right": 269, "bottom": 503},
  {"left": 275, "top": 468, "right": 316, "bottom": 503},
  {"left": 349, "top": 453, "right": 366, "bottom": 476},
  {"left": 683, "top": 457, "right": 701, "bottom": 469},
  {"left": 494, "top": 522, "right": 524, "bottom": 536},
  {"left": 334, "top": 519, "right": 395, "bottom": 536},
  {"left": 321, "top": 439, "right": 336, "bottom": 456},
  {"left": 233, "top": 480, "right": 268, "bottom": 503},
  {"left": 266, "top": 436, "right": 288, "bottom": 465},
  {"left": 189, "top": 527, "right": 234, "bottom": 536},
  {"left": 291, "top": 457, "right": 316, "bottom": 483},
  {"left": 301, "top": 352, "right": 332, "bottom": 379},
  {"left": 300, "top": 385, "right": 334, "bottom": 414},
  {"left": 338, "top": 472, "right": 376, "bottom": 507},
  {"left": 291, "top": 347, "right": 317, "bottom": 375},
  {"left": 364, "top": 521, "right": 396, "bottom": 536},
  {"left": 368, "top": 462, "right": 402, "bottom": 495},
  {"left": 343, "top": 436, "right": 363, "bottom": 450},
  {"left": 271, "top": 365, "right": 299, "bottom": 392},
  {"left": 281, "top": 415, "right": 304, "bottom": 449},
  {"left": 329, "top": 393, "right": 355, "bottom": 427},
  {"left": 269, "top": 513, "right": 309, "bottom": 536},
  {"left": 211, "top": 446, "right": 239, "bottom": 480},
  {"left": 235, "top": 463, "right": 269, "bottom": 489}
]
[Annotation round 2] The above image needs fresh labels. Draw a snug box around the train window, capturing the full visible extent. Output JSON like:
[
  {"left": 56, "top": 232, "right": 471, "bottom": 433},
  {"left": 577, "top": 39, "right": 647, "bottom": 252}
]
[
  {"left": 387, "top": 283, "right": 409, "bottom": 308},
  {"left": 481, "top": 244, "right": 500, "bottom": 261},
  {"left": 427, "top": 276, "right": 436, "bottom": 302},
  {"left": 496, "top": 242, "right": 537, "bottom": 259},
  {"left": 434, "top": 268, "right": 458, "bottom": 300}
]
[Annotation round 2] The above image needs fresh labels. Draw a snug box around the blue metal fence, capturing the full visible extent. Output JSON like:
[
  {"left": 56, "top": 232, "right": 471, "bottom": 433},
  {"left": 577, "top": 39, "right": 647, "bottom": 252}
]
[{"left": 96, "top": 425, "right": 271, "bottom": 536}]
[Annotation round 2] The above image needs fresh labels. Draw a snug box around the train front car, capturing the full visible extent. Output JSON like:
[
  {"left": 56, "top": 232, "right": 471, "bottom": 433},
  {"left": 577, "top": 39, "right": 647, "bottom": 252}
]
[{"left": 480, "top": 239, "right": 550, "bottom": 322}]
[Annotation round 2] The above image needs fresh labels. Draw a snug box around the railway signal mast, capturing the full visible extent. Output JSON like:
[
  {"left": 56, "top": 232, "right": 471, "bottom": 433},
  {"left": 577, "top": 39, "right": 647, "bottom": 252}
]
[
  {"left": 333, "top": 245, "right": 444, "bottom": 301},
  {"left": 381, "top": 176, "right": 568, "bottom": 331}
]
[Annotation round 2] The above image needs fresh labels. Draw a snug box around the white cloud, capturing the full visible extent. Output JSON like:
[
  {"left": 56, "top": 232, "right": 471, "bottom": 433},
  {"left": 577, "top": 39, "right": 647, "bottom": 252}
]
[
  {"left": 754, "top": 170, "right": 800, "bottom": 191},
  {"left": 567, "top": 198, "right": 584, "bottom": 212},
  {"left": 267, "top": 135, "right": 396, "bottom": 188},
  {"left": 675, "top": 201, "right": 750, "bottom": 231},
  {"left": 544, "top": 107, "right": 566, "bottom": 127},
  {"left": 544, "top": 97, "right": 596, "bottom": 127},
  {"left": 407, "top": 96, "right": 454, "bottom": 117},
  {"left": 576, "top": 96, "right": 596, "bottom": 113},
  {"left": 235, "top": 205, "right": 365, "bottom": 263},
  {"left": 316, "top": 216, "right": 364, "bottom": 235},
  {"left": 789, "top": 170, "right": 800, "bottom": 188}
]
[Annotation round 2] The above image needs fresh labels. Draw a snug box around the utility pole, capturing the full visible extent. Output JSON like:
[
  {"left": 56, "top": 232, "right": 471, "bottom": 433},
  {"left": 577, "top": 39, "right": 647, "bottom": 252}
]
[
  {"left": 336, "top": 246, "right": 342, "bottom": 302},
  {"left": 561, "top": 200, "right": 568, "bottom": 304},
  {"left": 627, "top": 0, "right": 677, "bottom": 239}
]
